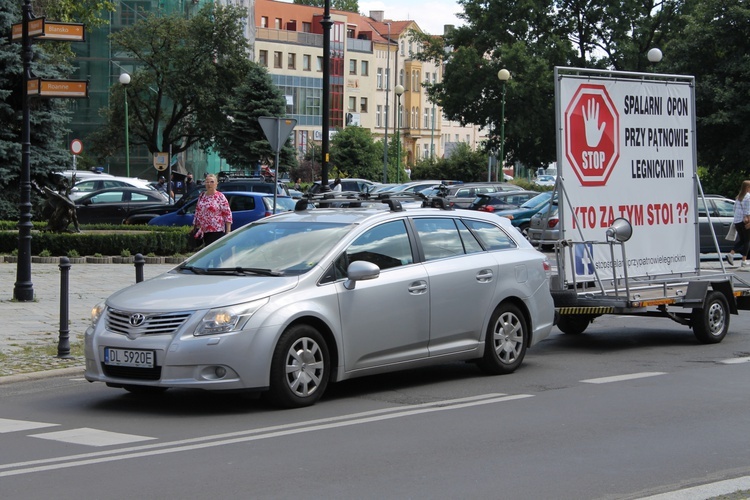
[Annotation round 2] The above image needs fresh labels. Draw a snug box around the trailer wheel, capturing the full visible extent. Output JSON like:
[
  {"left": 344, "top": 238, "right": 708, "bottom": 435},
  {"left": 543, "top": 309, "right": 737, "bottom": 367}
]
[
  {"left": 557, "top": 314, "right": 592, "bottom": 335},
  {"left": 692, "top": 291, "right": 729, "bottom": 344}
]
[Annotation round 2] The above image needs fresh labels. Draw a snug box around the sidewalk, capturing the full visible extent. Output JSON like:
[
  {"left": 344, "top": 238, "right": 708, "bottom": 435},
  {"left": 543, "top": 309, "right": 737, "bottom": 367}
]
[{"left": 0, "top": 261, "right": 175, "bottom": 380}]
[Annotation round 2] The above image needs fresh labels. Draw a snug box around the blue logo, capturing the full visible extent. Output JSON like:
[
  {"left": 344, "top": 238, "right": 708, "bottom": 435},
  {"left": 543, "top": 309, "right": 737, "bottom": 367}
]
[{"left": 574, "top": 243, "right": 595, "bottom": 276}]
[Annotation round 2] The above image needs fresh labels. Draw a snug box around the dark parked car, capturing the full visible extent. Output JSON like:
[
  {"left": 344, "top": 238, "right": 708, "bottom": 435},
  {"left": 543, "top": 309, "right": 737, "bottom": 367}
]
[
  {"left": 75, "top": 187, "right": 171, "bottom": 225},
  {"left": 445, "top": 182, "right": 525, "bottom": 208},
  {"left": 698, "top": 195, "right": 735, "bottom": 253},
  {"left": 217, "top": 178, "right": 289, "bottom": 196},
  {"left": 467, "top": 190, "right": 540, "bottom": 213},
  {"left": 123, "top": 189, "right": 203, "bottom": 225},
  {"left": 309, "top": 178, "right": 379, "bottom": 194},
  {"left": 494, "top": 192, "right": 554, "bottom": 238},
  {"left": 148, "top": 192, "right": 296, "bottom": 230}
]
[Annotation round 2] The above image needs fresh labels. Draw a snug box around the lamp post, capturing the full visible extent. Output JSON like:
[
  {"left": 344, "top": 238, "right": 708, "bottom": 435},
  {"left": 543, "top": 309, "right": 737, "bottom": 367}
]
[
  {"left": 497, "top": 68, "right": 510, "bottom": 182},
  {"left": 382, "top": 22, "right": 391, "bottom": 183},
  {"left": 394, "top": 84, "right": 404, "bottom": 183},
  {"left": 647, "top": 48, "right": 663, "bottom": 65},
  {"left": 119, "top": 72, "right": 131, "bottom": 177}
]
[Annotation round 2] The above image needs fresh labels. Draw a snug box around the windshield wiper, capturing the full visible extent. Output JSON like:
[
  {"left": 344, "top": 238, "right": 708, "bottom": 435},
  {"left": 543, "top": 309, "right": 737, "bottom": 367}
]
[
  {"left": 178, "top": 264, "right": 208, "bottom": 274},
  {"left": 204, "top": 267, "right": 281, "bottom": 276}
]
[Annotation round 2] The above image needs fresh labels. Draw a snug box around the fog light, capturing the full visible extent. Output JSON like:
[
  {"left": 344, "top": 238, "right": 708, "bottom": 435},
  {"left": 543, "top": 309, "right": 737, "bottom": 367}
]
[{"left": 215, "top": 366, "right": 227, "bottom": 378}]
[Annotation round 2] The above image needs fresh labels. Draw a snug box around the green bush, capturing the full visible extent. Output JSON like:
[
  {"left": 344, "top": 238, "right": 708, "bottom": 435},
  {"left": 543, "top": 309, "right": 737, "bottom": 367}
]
[{"left": 0, "top": 224, "right": 191, "bottom": 256}]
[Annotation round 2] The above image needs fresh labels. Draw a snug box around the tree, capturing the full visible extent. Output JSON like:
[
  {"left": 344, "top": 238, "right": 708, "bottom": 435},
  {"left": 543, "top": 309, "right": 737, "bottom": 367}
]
[
  {"left": 329, "top": 126, "right": 383, "bottom": 180},
  {"left": 412, "top": 142, "right": 489, "bottom": 182},
  {"left": 89, "top": 4, "right": 253, "bottom": 161},
  {"left": 293, "top": 0, "right": 359, "bottom": 13},
  {"left": 0, "top": 0, "right": 107, "bottom": 219},
  {"left": 213, "top": 64, "right": 298, "bottom": 172},
  {"left": 661, "top": 0, "right": 750, "bottom": 195}
]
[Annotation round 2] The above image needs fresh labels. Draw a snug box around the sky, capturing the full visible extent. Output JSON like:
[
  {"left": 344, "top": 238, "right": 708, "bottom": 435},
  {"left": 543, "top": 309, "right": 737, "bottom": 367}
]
[{"left": 359, "top": 0, "right": 465, "bottom": 36}]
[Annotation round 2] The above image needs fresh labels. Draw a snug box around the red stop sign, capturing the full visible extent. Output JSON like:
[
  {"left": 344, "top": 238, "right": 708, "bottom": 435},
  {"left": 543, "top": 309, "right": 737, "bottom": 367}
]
[{"left": 564, "top": 84, "right": 620, "bottom": 187}]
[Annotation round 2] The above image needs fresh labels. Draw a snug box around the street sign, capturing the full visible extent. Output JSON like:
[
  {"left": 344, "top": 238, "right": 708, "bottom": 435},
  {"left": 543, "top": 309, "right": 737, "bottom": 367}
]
[
  {"left": 153, "top": 152, "right": 169, "bottom": 171},
  {"left": 40, "top": 22, "right": 85, "bottom": 42},
  {"left": 259, "top": 117, "right": 297, "bottom": 153},
  {"left": 27, "top": 79, "right": 88, "bottom": 98},
  {"left": 70, "top": 139, "right": 83, "bottom": 155},
  {"left": 564, "top": 84, "right": 620, "bottom": 187},
  {"left": 10, "top": 18, "right": 44, "bottom": 41}
]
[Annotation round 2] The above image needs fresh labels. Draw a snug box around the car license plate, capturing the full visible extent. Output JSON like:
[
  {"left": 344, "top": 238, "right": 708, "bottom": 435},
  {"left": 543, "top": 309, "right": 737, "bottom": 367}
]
[{"left": 104, "top": 347, "right": 155, "bottom": 368}]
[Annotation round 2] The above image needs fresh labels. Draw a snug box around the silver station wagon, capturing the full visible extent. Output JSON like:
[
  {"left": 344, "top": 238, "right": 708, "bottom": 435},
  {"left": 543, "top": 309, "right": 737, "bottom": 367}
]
[{"left": 84, "top": 198, "right": 555, "bottom": 407}]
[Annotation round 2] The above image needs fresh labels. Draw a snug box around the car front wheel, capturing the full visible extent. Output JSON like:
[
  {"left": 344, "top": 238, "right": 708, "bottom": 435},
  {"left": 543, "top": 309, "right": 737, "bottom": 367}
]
[
  {"left": 268, "top": 325, "right": 330, "bottom": 408},
  {"left": 478, "top": 303, "right": 528, "bottom": 375}
]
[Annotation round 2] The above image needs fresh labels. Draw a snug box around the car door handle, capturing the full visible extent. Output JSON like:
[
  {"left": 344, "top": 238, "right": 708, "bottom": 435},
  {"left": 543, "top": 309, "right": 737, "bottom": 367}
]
[
  {"left": 408, "top": 280, "right": 428, "bottom": 294},
  {"left": 476, "top": 269, "right": 494, "bottom": 282}
]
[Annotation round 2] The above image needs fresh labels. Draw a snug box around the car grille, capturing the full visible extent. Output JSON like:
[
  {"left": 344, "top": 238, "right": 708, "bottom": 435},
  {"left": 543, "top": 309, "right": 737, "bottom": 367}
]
[
  {"left": 102, "top": 364, "right": 162, "bottom": 380},
  {"left": 107, "top": 308, "right": 192, "bottom": 337}
]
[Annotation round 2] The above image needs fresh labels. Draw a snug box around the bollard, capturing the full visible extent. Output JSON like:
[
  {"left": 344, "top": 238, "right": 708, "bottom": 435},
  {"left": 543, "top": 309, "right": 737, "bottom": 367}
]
[
  {"left": 57, "top": 256, "right": 72, "bottom": 358},
  {"left": 134, "top": 253, "right": 145, "bottom": 283}
]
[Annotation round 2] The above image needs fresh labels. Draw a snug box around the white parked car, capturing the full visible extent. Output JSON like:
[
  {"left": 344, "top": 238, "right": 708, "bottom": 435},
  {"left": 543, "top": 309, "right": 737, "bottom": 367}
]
[
  {"left": 84, "top": 197, "right": 555, "bottom": 407},
  {"left": 69, "top": 176, "right": 165, "bottom": 201}
]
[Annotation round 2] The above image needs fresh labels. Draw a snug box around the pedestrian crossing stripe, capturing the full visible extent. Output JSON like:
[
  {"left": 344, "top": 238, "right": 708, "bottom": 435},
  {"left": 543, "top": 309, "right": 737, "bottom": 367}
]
[
  {"left": 0, "top": 418, "right": 58, "bottom": 433},
  {"left": 30, "top": 428, "right": 156, "bottom": 447}
]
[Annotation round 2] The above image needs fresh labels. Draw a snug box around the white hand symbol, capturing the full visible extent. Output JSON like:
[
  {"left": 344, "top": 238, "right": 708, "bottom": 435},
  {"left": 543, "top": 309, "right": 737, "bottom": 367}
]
[{"left": 582, "top": 98, "right": 605, "bottom": 147}]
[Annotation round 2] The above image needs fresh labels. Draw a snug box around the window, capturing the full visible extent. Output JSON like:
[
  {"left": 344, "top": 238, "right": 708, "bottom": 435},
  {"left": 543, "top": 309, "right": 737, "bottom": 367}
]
[
  {"left": 259, "top": 50, "right": 268, "bottom": 67},
  {"left": 260, "top": 16, "right": 268, "bottom": 28},
  {"left": 302, "top": 22, "right": 311, "bottom": 32},
  {"left": 339, "top": 220, "right": 413, "bottom": 273},
  {"left": 316, "top": 56, "right": 323, "bottom": 72},
  {"left": 274, "top": 18, "right": 282, "bottom": 29},
  {"left": 414, "top": 218, "right": 467, "bottom": 261},
  {"left": 302, "top": 54, "right": 311, "bottom": 71},
  {"left": 288, "top": 53, "right": 296, "bottom": 69},
  {"left": 399, "top": 69, "right": 404, "bottom": 86},
  {"left": 348, "top": 96, "right": 356, "bottom": 112},
  {"left": 274, "top": 51, "right": 282, "bottom": 68},
  {"left": 376, "top": 68, "right": 383, "bottom": 89},
  {"left": 463, "top": 219, "right": 517, "bottom": 250},
  {"left": 360, "top": 97, "right": 368, "bottom": 113},
  {"left": 424, "top": 108, "right": 429, "bottom": 128},
  {"left": 376, "top": 105, "right": 382, "bottom": 127},
  {"left": 361, "top": 60, "right": 369, "bottom": 76},
  {"left": 349, "top": 59, "right": 357, "bottom": 75}
]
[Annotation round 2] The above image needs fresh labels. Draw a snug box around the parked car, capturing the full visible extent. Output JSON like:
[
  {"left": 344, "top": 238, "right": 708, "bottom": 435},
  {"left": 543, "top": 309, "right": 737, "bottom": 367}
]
[
  {"left": 69, "top": 176, "right": 161, "bottom": 201},
  {"left": 55, "top": 169, "right": 114, "bottom": 184},
  {"left": 123, "top": 189, "right": 202, "bottom": 225},
  {"left": 388, "top": 180, "right": 452, "bottom": 195},
  {"left": 494, "top": 191, "right": 554, "bottom": 238},
  {"left": 467, "top": 190, "right": 540, "bottom": 213},
  {"left": 445, "top": 182, "right": 526, "bottom": 208},
  {"left": 84, "top": 202, "right": 555, "bottom": 407},
  {"left": 698, "top": 195, "right": 736, "bottom": 254},
  {"left": 533, "top": 175, "right": 557, "bottom": 187},
  {"left": 75, "top": 187, "right": 171, "bottom": 225},
  {"left": 148, "top": 192, "right": 295, "bottom": 230},
  {"left": 217, "top": 178, "right": 289, "bottom": 196},
  {"left": 309, "top": 178, "right": 379, "bottom": 194},
  {"left": 527, "top": 202, "right": 560, "bottom": 249}
]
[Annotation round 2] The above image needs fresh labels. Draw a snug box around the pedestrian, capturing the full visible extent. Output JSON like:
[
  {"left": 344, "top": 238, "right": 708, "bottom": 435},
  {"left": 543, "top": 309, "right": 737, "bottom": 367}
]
[
  {"left": 294, "top": 178, "right": 301, "bottom": 191},
  {"left": 332, "top": 177, "right": 342, "bottom": 192},
  {"left": 156, "top": 176, "right": 169, "bottom": 196},
  {"left": 193, "top": 173, "right": 233, "bottom": 246},
  {"left": 726, "top": 179, "right": 750, "bottom": 267},
  {"left": 184, "top": 172, "right": 196, "bottom": 195}
]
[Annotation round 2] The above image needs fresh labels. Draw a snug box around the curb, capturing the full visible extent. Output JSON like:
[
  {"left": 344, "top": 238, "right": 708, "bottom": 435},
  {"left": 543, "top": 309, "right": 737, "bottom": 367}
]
[{"left": 0, "top": 365, "right": 85, "bottom": 385}]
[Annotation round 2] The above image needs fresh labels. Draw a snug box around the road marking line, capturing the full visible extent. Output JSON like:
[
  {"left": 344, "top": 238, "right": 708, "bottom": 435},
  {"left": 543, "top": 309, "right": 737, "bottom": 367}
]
[
  {"left": 0, "top": 418, "right": 58, "bottom": 433},
  {"left": 30, "top": 428, "right": 155, "bottom": 447},
  {"left": 581, "top": 372, "right": 666, "bottom": 384},
  {"left": 719, "top": 356, "right": 750, "bottom": 364},
  {"left": 0, "top": 393, "right": 532, "bottom": 477}
]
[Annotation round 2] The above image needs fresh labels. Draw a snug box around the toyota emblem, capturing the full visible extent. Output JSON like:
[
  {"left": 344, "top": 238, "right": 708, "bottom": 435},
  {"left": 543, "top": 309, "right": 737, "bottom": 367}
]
[{"left": 129, "top": 313, "right": 146, "bottom": 327}]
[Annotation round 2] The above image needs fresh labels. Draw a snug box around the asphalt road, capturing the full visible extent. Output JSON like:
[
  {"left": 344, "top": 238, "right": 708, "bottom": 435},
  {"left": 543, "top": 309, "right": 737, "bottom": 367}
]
[{"left": 1, "top": 311, "right": 750, "bottom": 500}]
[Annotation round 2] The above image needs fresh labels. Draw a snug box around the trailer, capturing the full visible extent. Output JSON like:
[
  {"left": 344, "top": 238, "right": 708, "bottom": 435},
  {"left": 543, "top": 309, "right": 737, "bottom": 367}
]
[{"left": 544, "top": 67, "right": 750, "bottom": 343}]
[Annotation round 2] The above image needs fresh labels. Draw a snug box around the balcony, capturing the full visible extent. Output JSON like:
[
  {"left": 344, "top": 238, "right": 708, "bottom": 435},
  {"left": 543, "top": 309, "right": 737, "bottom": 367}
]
[{"left": 256, "top": 27, "right": 323, "bottom": 48}]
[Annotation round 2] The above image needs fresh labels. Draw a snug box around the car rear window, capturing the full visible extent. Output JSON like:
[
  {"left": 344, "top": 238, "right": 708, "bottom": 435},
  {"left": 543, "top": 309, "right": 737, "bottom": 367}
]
[{"left": 463, "top": 219, "right": 517, "bottom": 250}]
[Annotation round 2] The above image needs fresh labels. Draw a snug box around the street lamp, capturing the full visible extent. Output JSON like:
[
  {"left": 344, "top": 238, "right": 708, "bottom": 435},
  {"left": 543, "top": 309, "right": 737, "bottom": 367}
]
[
  {"left": 647, "top": 48, "right": 663, "bottom": 64},
  {"left": 119, "top": 72, "right": 131, "bottom": 177},
  {"left": 382, "top": 22, "right": 391, "bottom": 184},
  {"left": 394, "top": 84, "right": 404, "bottom": 183},
  {"left": 497, "top": 68, "right": 510, "bottom": 182}
]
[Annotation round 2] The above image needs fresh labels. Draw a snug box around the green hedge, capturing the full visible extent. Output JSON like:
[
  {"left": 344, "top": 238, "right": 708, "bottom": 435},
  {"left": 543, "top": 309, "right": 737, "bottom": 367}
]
[{"left": 0, "top": 223, "right": 191, "bottom": 256}]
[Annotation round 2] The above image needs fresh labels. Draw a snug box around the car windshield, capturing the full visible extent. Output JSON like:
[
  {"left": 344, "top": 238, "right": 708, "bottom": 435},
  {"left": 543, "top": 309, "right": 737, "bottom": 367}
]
[
  {"left": 181, "top": 220, "right": 353, "bottom": 276},
  {"left": 520, "top": 192, "right": 552, "bottom": 209}
]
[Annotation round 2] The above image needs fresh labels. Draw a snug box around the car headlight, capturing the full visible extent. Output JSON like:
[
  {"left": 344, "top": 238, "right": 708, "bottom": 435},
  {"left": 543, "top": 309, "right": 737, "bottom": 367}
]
[
  {"left": 90, "top": 301, "right": 106, "bottom": 327},
  {"left": 194, "top": 298, "right": 269, "bottom": 336}
]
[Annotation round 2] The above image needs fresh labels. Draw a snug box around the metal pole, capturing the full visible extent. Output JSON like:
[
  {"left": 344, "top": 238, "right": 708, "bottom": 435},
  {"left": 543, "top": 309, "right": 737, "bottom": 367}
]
[
  {"left": 57, "top": 257, "right": 71, "bottom": 358},
  {"left": 396, "top": 94, "right": 401, "bottom": 184},
  {"left": 382, "top": 22, "right": 391, "bottom": 183},
  {"left": 124, "top": 86, "right": 130, "bottom": 177},
  {"left": 14, "top": 0, "right": 34, "bottom": 302},
  {"left": 430, "top": 102, "right": 435, "bottom": 161},
  {"left": 498, "top": 81, "right": 506, "bottom": 182},
  {"left": 320, "top": 0, "right": 332, "bottom": 191},
  {"left": 273, "top": 118, "right": 280, "bottom": 212},
  {"left": 134, "top": 253, "right": 145, "bottom": 283}
]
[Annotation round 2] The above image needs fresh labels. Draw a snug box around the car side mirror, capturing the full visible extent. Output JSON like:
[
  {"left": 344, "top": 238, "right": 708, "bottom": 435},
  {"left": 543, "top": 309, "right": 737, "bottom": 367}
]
[{"left": 344, "top": 260, "right": 380, "bottom": 290}]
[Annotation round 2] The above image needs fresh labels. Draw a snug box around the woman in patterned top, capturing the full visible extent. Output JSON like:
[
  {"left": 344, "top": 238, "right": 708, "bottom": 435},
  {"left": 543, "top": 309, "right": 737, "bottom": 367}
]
[{"left": 193, "top": 173, "right": 233, "bottom": 246}]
